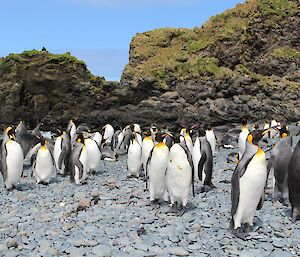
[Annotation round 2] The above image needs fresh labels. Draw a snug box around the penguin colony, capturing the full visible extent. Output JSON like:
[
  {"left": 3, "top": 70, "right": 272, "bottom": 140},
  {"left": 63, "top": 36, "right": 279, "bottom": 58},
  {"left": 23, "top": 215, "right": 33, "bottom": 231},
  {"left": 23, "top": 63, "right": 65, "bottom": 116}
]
[{"left": 0, "top": 119, "right": 300, "bottom": 239}]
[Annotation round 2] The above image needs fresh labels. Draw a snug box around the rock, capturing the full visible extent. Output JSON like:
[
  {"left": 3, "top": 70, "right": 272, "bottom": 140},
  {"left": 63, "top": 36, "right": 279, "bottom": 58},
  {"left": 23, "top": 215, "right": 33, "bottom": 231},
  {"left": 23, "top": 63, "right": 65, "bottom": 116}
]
[
  {"left": 0, "top": 243, "right": 8, "bottom": 252},
  {"left": 167, "top": 247, "right": 189, "bottom": 256},
  {"left": 272, "top": 239, "right": 287, "bottom": 248},
  {"left": 6, "top": 238, "right": 18, "bottom": 248},
  {"left": 69, "top": 247, "right": 86, "bottom": 257},
  {"left": 78, "top": 198, "right": 91, "bottom": 209},
  {"left": 92, "top": 245, "right": 112, "bottom": 257}
]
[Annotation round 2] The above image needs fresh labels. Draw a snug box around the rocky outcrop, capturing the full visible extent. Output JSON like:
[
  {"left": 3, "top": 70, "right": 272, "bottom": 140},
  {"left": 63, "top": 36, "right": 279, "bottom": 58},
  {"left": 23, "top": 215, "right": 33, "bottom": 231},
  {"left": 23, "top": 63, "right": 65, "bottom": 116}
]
[{"left": 0, "top": 0, "right": 300, "bottom": 130}]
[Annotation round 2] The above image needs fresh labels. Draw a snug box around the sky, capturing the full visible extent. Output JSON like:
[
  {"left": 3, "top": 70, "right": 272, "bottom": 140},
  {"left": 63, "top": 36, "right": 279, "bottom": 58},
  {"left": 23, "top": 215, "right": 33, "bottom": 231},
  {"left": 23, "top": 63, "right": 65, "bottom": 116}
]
[{"left": 0, "top": 0, "right": 244, "bottom": 81}]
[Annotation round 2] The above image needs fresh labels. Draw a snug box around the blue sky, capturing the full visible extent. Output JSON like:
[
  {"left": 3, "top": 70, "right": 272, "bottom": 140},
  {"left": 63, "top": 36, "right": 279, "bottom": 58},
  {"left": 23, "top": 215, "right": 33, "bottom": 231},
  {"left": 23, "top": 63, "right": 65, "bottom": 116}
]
[{"left": 1, "top": 0, "right": 243, "bottom": 81}]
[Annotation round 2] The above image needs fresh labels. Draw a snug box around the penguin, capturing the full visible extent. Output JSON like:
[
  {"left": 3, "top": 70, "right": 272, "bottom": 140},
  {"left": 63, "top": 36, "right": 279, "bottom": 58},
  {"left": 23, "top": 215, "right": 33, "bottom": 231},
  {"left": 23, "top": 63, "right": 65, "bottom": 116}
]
[
  {"left": 166, "top": 139, "right": 194, "bottom": 216},
  {"left": 54, "top": 130, "right": 71, "bottom": 175},
  {"left": 92, "top": 131, "right": 102, "bottom": 147},
  {"left": 192, "top": 130, "right": 215, "bottom": 192},
  {"left": 101, "top": 147, "right": 118, "bottom": 162},
  {"left": 15, "top": 121, "right": 40, "bottom": 158},
  {"left": 102, "top": 124, "right": 114, "bottom": 146},
  {"left": 146, "top": 132, "right": 169, "bottom": 202},
  {"left": 85, "top": 138, "right": 101, "bottom": 174},
  {"left": 205, "top": 125, "right": 217, "bottom": 156},
  {"left": 221, "top": 128, "right": 241, "bottom": 149},
  {"left": 238, "top": 119, "right": 249, "bottom": 160},
  {"left": 127, "top": 132, "right": 142, "bottom": 177},
  {"left": 267, "top": 125, "right": 293, "bottom": 204},
  {"left": 32, "top": 137, "right": 54, "bottom": 185},
  {"left": 120, "top": 125, "right": 134, "bottom": 152},
  {"left": 67, "top": 120, "right": 77, "bottom": 149},
  {"left": 230, "top": 128, "right": 271, "bottom": 239},
  {"left": 288, "top": 137, "right": 300, "bottom": 222},
  {"left": 69, "top": 134, "right": 88, "bottom": 185},
  {"left": 133, "top": 123, "right": 141, "bottom": 134},
  {"left": 111, "top": 127, "right": 122, "bottom": 151},
  {"left": 0, "top": 127, "right": 24, "bottom": 190},
  {"left": 141, "top": 135, "right": 154, "bottom": 177},
  {"left": 270, "top": 119, "right": 278, "bottom": 138}
]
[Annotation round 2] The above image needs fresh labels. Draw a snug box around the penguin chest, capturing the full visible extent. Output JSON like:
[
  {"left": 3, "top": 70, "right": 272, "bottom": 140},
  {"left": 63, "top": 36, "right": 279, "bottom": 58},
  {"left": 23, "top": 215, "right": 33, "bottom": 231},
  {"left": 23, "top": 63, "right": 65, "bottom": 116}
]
[
  {"left": 54, "top": 137, "right": 62, "bottom": 166},
  {"left": 85, "top": 139, "right": 101, "bottom": 170},
  {"left": 148, "top": 146, "right": 169, "bottom": 186},
  {"left": 142, "top": 139, "right": 154, "bottom": 167},
  {"left": 192, "top": 138, "right": 201, "bottom": 174},
  {"left": 35, "top": 148, "right": 53, "bottom": 181},
  {"left": 206, "top": 131, "right": 216, "bottom": 155},
  {"left": 5, "top": 141, "right": 24, "bottom": 185},
  {"left": 127, "top": 141, "right": 142, "bottom": 175},
  {"left": 238, "top": 131, "right": 248, "bottom": 158}
]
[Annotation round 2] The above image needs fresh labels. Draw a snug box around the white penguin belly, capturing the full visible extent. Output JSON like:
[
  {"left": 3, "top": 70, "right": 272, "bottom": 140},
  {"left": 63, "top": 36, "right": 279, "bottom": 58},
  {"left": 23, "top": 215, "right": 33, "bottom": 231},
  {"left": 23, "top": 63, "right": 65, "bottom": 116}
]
[
  {"left": 167, "top": 145, "right": 192, "bottom": 206},
  {"left": 141, "top": 139, "right": 154, "bottom": 175},
  {"left": 238, "top": 131, "right": 248, "bottom": 159},
  {"left": 75, "top": 147, "right": 88, "bottom": 184},
  {"left": 148, "top": 147, "right": 169, "bottom": 201},
  {"left": 5, "top": 141, "right": 24, "bottom": 188},
  {"left": 206, "top": 131, "right": 216, "bottom": 156},
  {"left": 54, "top": 137, "right": 64, "bottom": 172},
  {"left": 85, "top": 139, "right": 101, "bottom": 172},
  {"left": 127, "top": 141, "right": 141, "bottom": 177},
  {"left": 192, "top": 138, "right": 201, "bottom": 178},
  {"left": 35, "top": 149, "right": 53, "bottom": 183},
  {"left": 234, "top": 154, "right": 267, "bottom": 228},
  {"left": 93, "top": 132, "right": 102, "bottom": 146}
]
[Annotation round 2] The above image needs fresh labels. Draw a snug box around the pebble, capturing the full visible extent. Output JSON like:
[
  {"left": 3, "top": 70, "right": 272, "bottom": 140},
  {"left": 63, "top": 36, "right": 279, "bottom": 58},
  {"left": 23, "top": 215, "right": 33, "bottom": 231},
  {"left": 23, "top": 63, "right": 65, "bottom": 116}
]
[
  {"left": 167, "top": 247, "right": 189, "bottom": 256},
  {"left": 272, "top": 239, "right": 287, "bottom": 248},
  {"left": 69, "top": 247, "right": 86, "bottom": 257},
  {"left": 92, "top": 244, "right": 112, "bottom": 257}
]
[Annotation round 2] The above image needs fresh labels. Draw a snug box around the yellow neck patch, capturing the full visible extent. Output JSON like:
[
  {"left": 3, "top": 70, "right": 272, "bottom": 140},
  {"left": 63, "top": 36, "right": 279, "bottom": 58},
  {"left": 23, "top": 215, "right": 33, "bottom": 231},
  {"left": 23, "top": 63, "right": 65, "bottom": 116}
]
[
  {"left": 40, "top": 145, "right": 47, "bottom": 150},
  {"left": 257, "top": 147, "right": 265, "bottom": 157},
  {"left": 247, "top": 134, "right": 253, "bottom": 144},
  {"left": 281, "top": 133, "right": 287, "bottom": 138},
  {"left": 156, "top": 142, "right": 166, "bottom": 149}
]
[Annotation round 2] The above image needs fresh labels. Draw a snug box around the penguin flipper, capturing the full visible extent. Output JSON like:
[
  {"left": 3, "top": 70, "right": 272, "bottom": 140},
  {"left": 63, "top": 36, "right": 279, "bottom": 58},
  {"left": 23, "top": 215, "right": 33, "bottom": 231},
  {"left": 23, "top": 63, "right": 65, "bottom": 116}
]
[
  {"left": 257, "top": 192, "right": 265, "bottom": 210},
  {"left": 198, "top": 153, "right": 207, "bottom": 181},
  {"left": 75, "top": 160, "right": 84, "bottom": 180},
  {"left": 231, "top": 169, "right": 240, "bottom": 216},
  {"left": 267, "top": 156, "right": 275, "bottom": 178},
  {"left": 0, "top": 145, "right": 7, "bottom": 181},
  {"left": 179, "top": 141, "right": 194, "bottom": 196},
  {"left": 58, "top": 148, "right": 67, "bottom": 170}
]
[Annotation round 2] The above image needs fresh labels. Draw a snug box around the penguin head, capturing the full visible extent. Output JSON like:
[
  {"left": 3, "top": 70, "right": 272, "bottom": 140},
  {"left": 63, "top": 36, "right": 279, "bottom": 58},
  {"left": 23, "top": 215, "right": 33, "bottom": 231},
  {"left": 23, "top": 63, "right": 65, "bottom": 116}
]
[
  {"left": 155, "top": 132, "right": 164, "bottom": 143},
  {"left": 253, "top": 124, "right": 259, "bottom": 130},
  {"left": 76, "top": 133, "right": 85, "bottom": 144},
  {"left": 198, "top": 129, "right": 206, "bottom": 138},
  {"left": 279, "top": 124, "right": 289, "bottom": 138},
  {"left": 6, "top": 127, "right": 15, "bottom": 140},
  {"left": 241, "top": 118, "right": 248, "bottom": 128},
  {"left": 40, "top": 137, "right": 46, "bottom": 146},
  {"left": 150, "top": 124, "right": 158, "bottom": 133},
  {"left": 248, "top": 128, "right": 274, "bottom": 145}
]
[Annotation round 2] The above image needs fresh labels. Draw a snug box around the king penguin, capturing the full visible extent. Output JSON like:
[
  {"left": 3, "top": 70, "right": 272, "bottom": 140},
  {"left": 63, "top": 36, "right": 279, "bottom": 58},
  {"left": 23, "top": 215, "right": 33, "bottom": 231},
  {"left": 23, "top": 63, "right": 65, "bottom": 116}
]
[
  {"left": 146, "top": 132, "right": 169, "bottom": 202},
  {"left": 32, "top": 137, "right": 54, "bottom": 185},
  {"left": 192, "top": 129, "right": 215, "bottom": 192},
  {"left": 238, "top": 119, "right": 249, "bottom": 160},
  {"left": 54, "top": 130, "right": 71, "bottom": 176},
  {"left": 230, "top": 128, "right": 271, "bottom": 238},
  {"left": 127, "top": 132, "right": 142, "bottom": 177},
  {"left": 288, "top": 136, "right": 300, "bottom": 222},
  {"left": 69, "top": 134, "right": 88, "bottom": 185},
  {"left": 102, "top": 124, "right": 114, "bottom": 147},
  {"left": 85, "top": 137, "right": 101, "bottom": 174},
  {"left": 1, "top": 127, "right": 24, "bottom": 190},
  {"left": 166, "top": 138, "right": 194, "bottom": 216},
  {"left": 267, "top": 125, "right": 293, "bottom": 204},
  {"left": 67, "top": 120, "right": 77, "bottom": 149}
]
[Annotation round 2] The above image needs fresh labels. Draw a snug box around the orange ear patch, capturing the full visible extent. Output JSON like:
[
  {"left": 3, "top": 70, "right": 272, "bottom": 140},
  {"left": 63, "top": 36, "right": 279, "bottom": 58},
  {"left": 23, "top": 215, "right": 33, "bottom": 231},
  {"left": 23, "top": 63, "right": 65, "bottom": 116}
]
[{"left": 247, "top": 134, "right": 253, "bottom": 144}]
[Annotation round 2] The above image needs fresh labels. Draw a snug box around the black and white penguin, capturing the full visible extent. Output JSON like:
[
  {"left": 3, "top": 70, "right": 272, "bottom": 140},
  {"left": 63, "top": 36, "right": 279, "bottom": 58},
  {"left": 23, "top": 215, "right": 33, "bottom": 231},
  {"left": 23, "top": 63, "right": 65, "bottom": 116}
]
[
  {"left": 102, "top": 124, "right": 114, "bottom": 146},
  {"left": 111, "top": 127, "right": 122, "bottom": 151},
  {"left": 54, "top": 130, "right": 71, "bottom": 175},
  {"left": 92, "top": 131, "right": 102, "bottom": 147},
  {"left": 69, "top": 134, "right": 88, "bottom": 185},
  {"left": 141, "top": 135, "right": 154, "bottom": 177},
  {"left": 67, "top": 120, "right": 77, "bottom": 149},
  {"left": 288, "top": 137, "right": 300, "bottom": 222},
  {"left": 192, "top": 130, "right": 214, "bottom": 192},
  {"left": 238, "top": 119, "right": 249, "bottom": 160},
  {"left": 267, "top": 125, "right": 293, "bottom": 204},
  {"left": 32, "top": 138, "right": 54, "bottom": 185},
  {"left": 180, "top": 128, "right": 193, "bottom": 155},
  {"left": 150, "top": 124, "right": 158, "bottom": 141},
  {"left": 146, "top": 133, "right": 169, "bottom": 202},
  {"left": 230, "top": 128, "right": 271, "bottom": 238},
  {"left": 166, "top": 139, "right": 194, "bottom": 216},
  {"left": 127, "top": 132, "right": 142, "bottom": 177},
  {"left": 0, "top": 127, "right": 24, "bottom": 190}
]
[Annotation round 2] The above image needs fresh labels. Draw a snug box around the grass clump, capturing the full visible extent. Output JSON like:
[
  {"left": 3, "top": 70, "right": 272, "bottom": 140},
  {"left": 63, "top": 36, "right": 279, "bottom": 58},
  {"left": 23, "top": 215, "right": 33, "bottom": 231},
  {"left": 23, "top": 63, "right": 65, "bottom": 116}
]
[{"left": 272, "top": 47, "right": 300, "bottom": 59}]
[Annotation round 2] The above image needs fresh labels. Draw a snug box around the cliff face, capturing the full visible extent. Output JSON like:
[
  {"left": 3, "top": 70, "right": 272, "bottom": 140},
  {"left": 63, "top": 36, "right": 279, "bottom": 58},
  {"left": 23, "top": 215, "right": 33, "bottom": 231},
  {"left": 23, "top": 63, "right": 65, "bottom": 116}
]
[
  {"left": 0, "top": 0, "right": 299, "bottom": 130},
  {"left": 0, "top": 50, "right": 121, "bottom": 129},
  {"left": 120, "top": 0, "right": 300, "bottom": 128}
]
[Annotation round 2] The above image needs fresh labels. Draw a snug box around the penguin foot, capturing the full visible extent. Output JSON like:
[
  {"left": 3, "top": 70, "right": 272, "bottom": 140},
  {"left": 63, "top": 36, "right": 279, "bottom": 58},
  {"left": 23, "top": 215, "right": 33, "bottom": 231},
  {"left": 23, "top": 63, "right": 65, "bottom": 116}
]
[
  {"left": 234, "top": 228, "right": 247, "bottom": 240},
  {"left": 177, "top": 206, "right": 187, "bottom": 217},
  {"left": 166, "top": 205, "right": 177, "bottom": 214}
]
